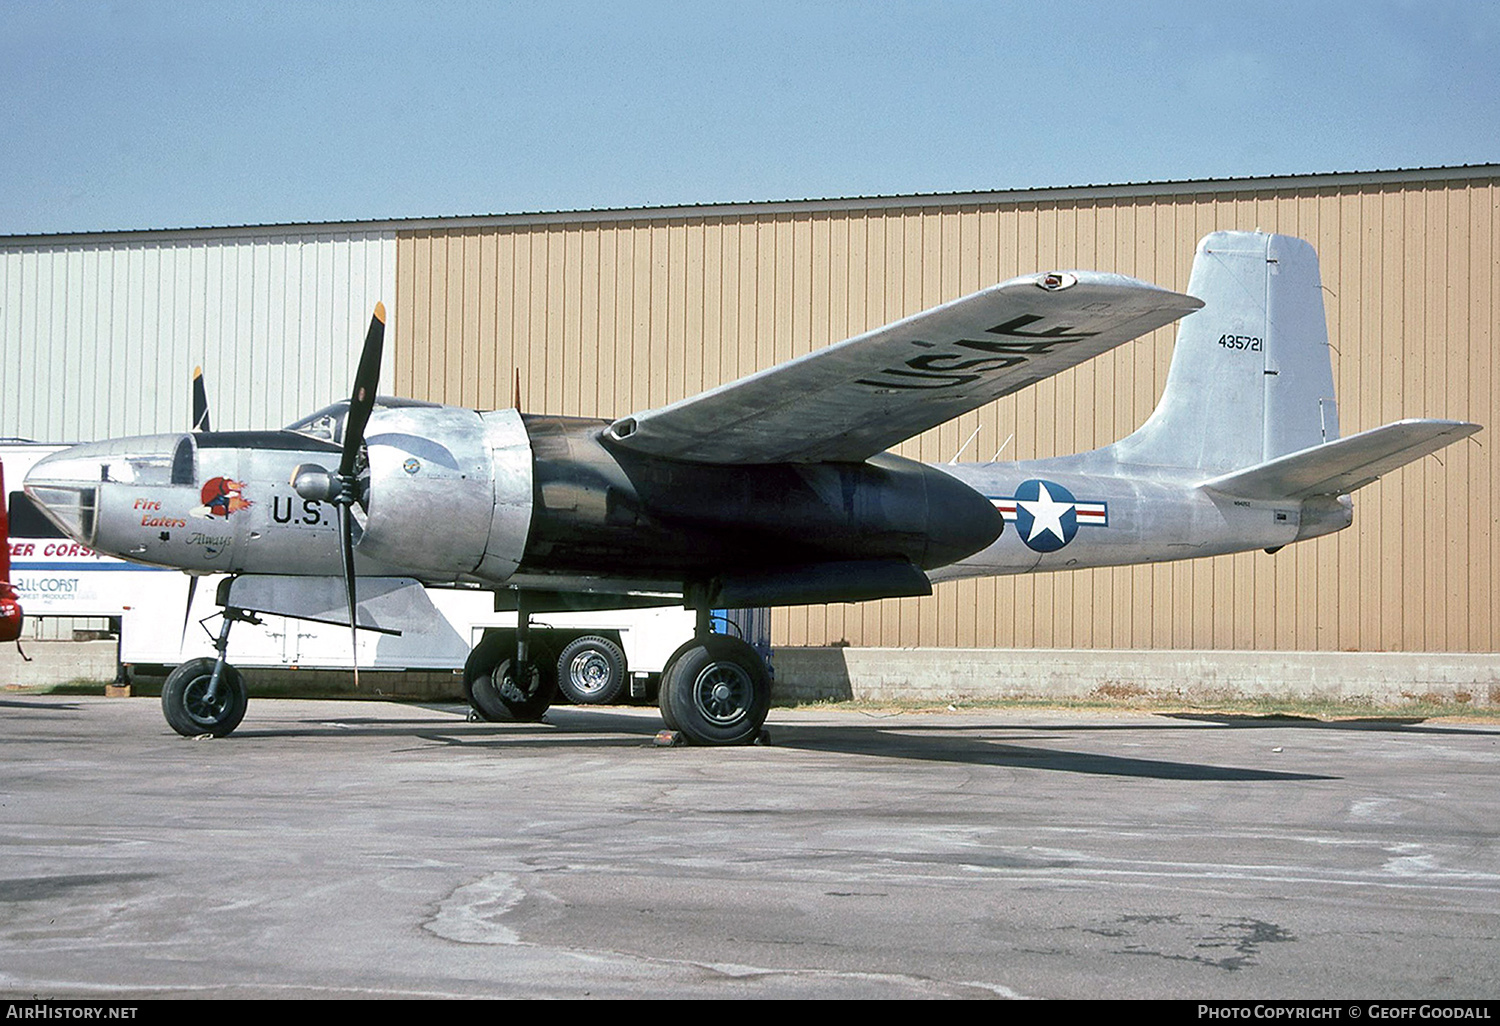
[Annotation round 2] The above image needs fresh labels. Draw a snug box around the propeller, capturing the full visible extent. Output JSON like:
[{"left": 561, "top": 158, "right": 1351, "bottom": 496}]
[
  {"left": 289, "top": 302, "right": 387, "bottom": 684},
  {"left": 181, "top": 365, "right": 213, "bottom": 647}
]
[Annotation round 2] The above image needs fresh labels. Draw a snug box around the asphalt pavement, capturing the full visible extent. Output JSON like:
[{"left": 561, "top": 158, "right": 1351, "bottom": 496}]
[{"left": 1, "top": 695, "right": 1497, "bottom": 999}]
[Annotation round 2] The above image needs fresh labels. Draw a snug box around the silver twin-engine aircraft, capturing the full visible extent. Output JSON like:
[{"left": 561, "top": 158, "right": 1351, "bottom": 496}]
[{"left": 23, "top": 231, "right": 1481, "bottom": 744}]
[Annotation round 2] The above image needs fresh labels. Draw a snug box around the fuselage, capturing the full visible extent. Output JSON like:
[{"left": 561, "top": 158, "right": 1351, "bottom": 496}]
[
  {"left": 21, "top": 406, "right": 1005, "bottom": 600},
  {"left": 933, "top": 455, "right": 1351, "bottom": 583},
  {"left": 22, "top": 396, "right": 1357, "bottom": 608}
]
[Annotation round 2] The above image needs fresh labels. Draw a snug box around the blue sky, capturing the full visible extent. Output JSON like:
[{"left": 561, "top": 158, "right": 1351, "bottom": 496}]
[{"left": 2, "top": 0, "right": 1495, "bottom": 235}]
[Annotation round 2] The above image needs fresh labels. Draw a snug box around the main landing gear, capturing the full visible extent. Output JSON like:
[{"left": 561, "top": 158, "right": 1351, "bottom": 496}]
[
  {"left": 161, "top": 606, "right": 257, "bottom": 737},
  {"left": 657, "top": 605, "right": 771, "bottom": 746},
  {"left": 465, "top": 597, "right": 772, "bottom": 745},
  {"left": 464, "top": 592, "right": 556, "bottom": 722},
  {"left": 464, "top": 632, "right": 557, "bottom": 722}
]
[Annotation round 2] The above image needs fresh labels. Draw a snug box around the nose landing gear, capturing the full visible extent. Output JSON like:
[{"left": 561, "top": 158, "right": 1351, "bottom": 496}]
[{"left": 161, "top": 606, "right": 257, "bottom": 737}]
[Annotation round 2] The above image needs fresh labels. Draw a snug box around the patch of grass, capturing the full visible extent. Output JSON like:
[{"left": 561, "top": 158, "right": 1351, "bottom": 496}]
[{"left": 774, "top": 694, "right": 1500, "bottom": 721}]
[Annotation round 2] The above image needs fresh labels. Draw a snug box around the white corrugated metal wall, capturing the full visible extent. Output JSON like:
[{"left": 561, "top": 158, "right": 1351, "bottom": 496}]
[
  {"left": 1, "top": 228, "right": 397, "bottom": 441},
  {"left": 1, "top": 228, "right": 396, "bottom": 638}
]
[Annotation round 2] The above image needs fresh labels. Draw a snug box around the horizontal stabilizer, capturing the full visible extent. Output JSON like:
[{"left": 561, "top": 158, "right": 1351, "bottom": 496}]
[{"left": 1199, "top": 419, "right": 1481, "bottom": 500}]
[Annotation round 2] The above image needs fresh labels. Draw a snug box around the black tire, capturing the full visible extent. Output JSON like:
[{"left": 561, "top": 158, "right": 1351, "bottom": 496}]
[
  {"left": 161, "top": 656, "right": 248, "bottom": 737},
  {"left": 659, "top": 635, "right": 770, "bottom": 745},
  {"left": 556, "top": 636, "right": 627, "bottom": 705},
  {"left": 657, "top": 671, "right": 680, "bottom": 731},
  {"left": 464, "top": 634, "right": 555, "bottom": 722}
]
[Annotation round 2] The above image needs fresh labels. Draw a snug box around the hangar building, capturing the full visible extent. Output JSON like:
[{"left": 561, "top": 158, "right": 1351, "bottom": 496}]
[{"left": 3, "top": 166, "right": 1497, "bottom": 698}]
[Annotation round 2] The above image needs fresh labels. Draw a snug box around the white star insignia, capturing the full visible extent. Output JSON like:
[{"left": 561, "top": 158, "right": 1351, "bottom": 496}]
[{"left": 1018, "top": 481, "right": 1073, "bottom": 543}]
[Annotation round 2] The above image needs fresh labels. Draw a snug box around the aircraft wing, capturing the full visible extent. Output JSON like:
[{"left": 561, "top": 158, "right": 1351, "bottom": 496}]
[
  {"left": 1199, "top": 419, "right": 1482, "bottom": 500},
  {"left": 604, "top": 272, "right": 1202, "bottom": 464}
]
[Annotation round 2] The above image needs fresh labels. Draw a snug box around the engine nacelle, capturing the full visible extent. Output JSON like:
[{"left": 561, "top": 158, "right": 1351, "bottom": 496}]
[{"left": 358, "top": 407, "right": 533, "bottom": 583}]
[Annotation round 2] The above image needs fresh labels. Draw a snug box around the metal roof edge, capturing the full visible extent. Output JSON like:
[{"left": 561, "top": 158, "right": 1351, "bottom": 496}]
[{"left": 5, "top": 164, "right": 1497, "bottom": 245}]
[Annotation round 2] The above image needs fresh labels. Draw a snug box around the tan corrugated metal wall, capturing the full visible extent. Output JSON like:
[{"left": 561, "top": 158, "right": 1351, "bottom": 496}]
[{"left": 393, "top": 175, "right": 1497, "bottom": 653}]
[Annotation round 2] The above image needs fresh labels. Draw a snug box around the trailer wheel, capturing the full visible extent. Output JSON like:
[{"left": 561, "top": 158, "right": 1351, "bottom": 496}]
[
  {"left": 161, "top": 657, "right": 247, "bottom": 737},
  {"left": 464, "top": 634, "right": 554, "bottom": 722},
  {"left": 556, "top": 635, "right": 627, "bottom": 705},
  {"left": 658, "top": 635, "right": 770, "bottom": 745}
]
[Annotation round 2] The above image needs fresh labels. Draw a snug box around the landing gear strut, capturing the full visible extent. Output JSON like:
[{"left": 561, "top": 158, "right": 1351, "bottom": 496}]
[
  {"left": 465, "top": 593, "right": 556, "bottom": 722},
  {"left": 161, "top": 607, "right": 257, "bottom": 737},
  {"left": 657, "top": 603, "right": 771, "bottom": 746}
]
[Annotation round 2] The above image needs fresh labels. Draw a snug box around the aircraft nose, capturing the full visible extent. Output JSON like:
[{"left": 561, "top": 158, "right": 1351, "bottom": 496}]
[{"left": 23, "top": 445, "right": 105, "bottom": 545}]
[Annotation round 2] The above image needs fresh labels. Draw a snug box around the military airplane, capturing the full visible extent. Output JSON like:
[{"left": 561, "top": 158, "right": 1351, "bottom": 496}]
[{"left": 23, "top": 231, "right": 1480, "bottom": 745}]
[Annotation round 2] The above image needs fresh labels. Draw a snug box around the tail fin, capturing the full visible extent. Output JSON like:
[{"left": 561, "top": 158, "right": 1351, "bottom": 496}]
[{"left": 1110, "top": 231, "right": 1338, "bottom": 475}]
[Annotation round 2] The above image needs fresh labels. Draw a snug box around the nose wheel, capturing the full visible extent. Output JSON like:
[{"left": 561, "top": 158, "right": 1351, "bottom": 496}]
[
  {"left": 161, "top": 657, "right": 248, "bottom": 737},
  {"left": 160, "top": 606, "right": 258, "bottom": 737}
]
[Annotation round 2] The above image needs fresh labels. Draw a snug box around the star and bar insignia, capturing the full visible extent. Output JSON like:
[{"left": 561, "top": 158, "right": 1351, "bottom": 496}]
[{"left": 991, "top": 479, "right": 1108, "bottom": 553}]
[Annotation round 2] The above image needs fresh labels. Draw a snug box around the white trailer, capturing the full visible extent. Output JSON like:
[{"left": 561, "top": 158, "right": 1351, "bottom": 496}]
[{"left": 126, "top": 579, "right": 704, "bottom": 703}]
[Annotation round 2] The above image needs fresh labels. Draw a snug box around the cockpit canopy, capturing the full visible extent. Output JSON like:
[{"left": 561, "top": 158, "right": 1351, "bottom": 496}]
[{"left": 285, "top": 397, "right": 442, "bottom": 446}]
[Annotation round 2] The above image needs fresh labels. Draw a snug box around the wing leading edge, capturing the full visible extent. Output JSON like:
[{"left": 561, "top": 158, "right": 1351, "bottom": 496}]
[{"left": 604, "top": 272, "right": 1202, "bottom": 465}]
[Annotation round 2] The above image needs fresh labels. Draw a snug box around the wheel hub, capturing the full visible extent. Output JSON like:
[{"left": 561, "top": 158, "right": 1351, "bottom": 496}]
[
  {"left": 693, "top": 661, "right": 753, "bottom": 726},
  {"left": 183, "top": 676, "right": 229, "bottom": 723},
  {"left": 571, "top": 653, "right": 608, "bottom": 692}
]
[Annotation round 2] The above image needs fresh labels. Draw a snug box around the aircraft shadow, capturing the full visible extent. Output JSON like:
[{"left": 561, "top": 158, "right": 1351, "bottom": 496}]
[
  {"left": 229, "top": 704, "right": 1336, "bottom": 782},
  {"left": 767, "top": 721, "right": 1334, "bottom": 781},
  {"left": 1160, "top": 711, "right": 1500, "bottom": 737},
  {"left": 0, "top": 698, "right": 83, "bottom": 713}
]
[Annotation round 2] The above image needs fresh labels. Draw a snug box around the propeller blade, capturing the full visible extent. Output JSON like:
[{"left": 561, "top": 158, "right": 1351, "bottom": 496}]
[
  {"left": 339, "top": 303, "right": 386, "bottom": 481},
  {"left": 513, "top": 367, "right": 522, "bottom": 411},
  {"left": 191, "top": 367, "right": 211, "bottom": 432},
  {"left": 338, "top": 502, "right": 360, "bottom": 689},
  {"left": 179, "top": 574, "right": 199, "bottom": 648}
]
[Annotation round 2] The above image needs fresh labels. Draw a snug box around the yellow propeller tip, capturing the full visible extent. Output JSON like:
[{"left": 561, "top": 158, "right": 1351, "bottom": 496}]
[{"left": 374, "top": 301, "right": 386, "bottom": 323}]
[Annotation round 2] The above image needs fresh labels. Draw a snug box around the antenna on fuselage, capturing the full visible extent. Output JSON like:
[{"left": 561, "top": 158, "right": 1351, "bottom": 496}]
[{"left": 948, "top": 424, "right": 983, "bottom": 465}]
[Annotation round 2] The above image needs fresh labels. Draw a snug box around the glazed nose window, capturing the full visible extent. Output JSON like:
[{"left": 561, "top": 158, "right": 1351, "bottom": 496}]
[{"left": 22, "top": 484, "right": 97, "bottom": 544}]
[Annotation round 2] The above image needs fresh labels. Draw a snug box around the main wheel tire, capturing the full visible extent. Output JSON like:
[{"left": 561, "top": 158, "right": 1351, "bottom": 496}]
[
  {"left": 161, "top": 656, "right": 248, "bottom": 737},
  {"left": 556, "top": 636, "right": 627, "bottom": 705},
  {"left": 657, "top": 671, "right": 681, "bottom": 731},
  {"left": 659, "top": 636, "right": 770, "bottom": 746},
  {"left": 464, "top": 634, "right": 555, "bottom": 722}
]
